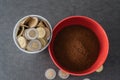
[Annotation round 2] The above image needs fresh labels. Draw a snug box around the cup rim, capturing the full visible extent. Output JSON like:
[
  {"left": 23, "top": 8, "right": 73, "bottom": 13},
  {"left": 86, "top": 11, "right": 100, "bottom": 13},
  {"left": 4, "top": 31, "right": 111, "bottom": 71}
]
[
  {"left": 13, "top": 15, "right": 52, "bottom": 54},
  {"left": 48, "top": 16, "right": 109, "bottom": 76}
]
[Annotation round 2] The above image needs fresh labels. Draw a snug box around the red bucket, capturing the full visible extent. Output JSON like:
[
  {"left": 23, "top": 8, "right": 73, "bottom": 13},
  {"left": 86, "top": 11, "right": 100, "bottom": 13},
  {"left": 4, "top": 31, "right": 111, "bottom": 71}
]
[{"left": 48, "top": 16, "right": 109, "bottom": 76}]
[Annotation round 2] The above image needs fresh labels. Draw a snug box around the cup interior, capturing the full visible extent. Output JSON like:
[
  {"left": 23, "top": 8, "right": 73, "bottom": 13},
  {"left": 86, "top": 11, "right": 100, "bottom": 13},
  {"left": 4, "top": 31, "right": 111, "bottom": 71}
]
[{"left": 48, "top": 16, "right": 109, "bottom": 76}]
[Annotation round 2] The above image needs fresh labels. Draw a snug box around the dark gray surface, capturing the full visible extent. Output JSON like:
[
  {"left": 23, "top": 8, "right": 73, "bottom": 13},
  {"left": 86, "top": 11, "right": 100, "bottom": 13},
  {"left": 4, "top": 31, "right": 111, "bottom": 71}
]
[{"left": 0, "top": 0, "right": 120, "bottom": 80}]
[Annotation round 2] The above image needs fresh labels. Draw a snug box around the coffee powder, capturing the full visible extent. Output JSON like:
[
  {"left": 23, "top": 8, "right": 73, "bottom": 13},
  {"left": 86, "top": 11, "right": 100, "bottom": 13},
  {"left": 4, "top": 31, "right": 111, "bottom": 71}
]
[{"left": 53, "top": 25, "right": 100, "bottom": 72}]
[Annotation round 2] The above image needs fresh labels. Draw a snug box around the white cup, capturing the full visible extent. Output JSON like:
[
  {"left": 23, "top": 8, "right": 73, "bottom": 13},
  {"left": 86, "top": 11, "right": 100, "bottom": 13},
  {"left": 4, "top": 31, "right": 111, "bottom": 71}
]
[{"left": 13, "top": 15, "right": 52, "bottom": 54}]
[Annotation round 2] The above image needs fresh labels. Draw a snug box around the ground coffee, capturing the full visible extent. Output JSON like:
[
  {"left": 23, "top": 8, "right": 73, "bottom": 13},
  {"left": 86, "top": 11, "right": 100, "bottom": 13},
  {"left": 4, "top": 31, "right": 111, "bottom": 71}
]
[{"left": 53, "top": 25, "right": 100, "bottom": 72}]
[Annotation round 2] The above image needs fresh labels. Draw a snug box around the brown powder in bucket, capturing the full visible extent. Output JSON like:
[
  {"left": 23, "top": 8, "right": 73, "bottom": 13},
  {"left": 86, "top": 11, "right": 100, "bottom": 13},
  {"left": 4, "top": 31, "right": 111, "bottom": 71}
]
[{"left": 53, "top": 25, "right": 100, "bottom": 72}]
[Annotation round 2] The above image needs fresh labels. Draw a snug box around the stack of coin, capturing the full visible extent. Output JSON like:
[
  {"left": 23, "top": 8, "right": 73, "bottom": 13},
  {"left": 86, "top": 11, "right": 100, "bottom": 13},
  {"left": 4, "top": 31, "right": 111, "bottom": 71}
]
[{"left": 16, "top": 16, "right": 51, "bottom": 52}]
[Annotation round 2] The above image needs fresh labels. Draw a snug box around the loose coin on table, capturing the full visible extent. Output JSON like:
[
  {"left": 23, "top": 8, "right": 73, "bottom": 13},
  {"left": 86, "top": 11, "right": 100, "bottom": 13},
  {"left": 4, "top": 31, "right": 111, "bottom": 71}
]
[
  {"left": 83, "top": 78, "right": 91, "bottom": 80},
  {"left": 58, "top": 70, "right": 70, "bottom": 79},
  {"left": 96, "top": 65, "right": 104, "bottom": 73},
  {"left": 45, "top": 68, "right": 56, "bottom": 80}
]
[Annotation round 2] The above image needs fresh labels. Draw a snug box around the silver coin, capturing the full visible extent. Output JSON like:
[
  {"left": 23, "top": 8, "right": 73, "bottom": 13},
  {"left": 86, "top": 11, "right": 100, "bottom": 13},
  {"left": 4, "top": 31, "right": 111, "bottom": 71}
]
[{"left": 45, "top": 68, "right": 56, "bottom": 80}]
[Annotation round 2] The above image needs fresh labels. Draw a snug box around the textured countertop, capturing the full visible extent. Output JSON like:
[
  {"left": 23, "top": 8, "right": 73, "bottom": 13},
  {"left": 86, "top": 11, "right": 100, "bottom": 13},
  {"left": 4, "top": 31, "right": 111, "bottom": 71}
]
[{"left": 0, "top": 0, "right": 120, "bottom": 80}]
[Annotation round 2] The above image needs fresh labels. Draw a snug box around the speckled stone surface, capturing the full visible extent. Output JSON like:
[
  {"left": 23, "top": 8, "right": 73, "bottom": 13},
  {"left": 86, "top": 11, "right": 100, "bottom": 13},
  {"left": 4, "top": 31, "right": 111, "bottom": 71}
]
[{"left": 0, "top": 0, "right": 120, "bottom": 80}]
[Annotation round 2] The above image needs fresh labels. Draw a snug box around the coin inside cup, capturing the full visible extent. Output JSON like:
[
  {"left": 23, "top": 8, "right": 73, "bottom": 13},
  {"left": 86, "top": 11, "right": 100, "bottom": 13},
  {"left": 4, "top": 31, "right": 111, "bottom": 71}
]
[
  {"left": 28, "top": 17, "right": 39, "bottom": 28},
  {"left": 25, "top": 28, "right": 38, "bottom": 40},
  {"left": 17, "top": 25, "right": 25, "bottom": 37},
  {"left": 27, "top": 39, "right": 42, "bottom": 51}
]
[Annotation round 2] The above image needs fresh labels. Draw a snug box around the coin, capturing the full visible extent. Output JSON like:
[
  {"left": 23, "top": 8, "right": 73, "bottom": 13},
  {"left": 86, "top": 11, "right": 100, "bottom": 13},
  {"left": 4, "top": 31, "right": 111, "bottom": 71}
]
[
  {"left": 37, "top": 27, "right": 46, "bottom": 38},
  {"left": 28, "top": 17, "right": 38, "bottom": 28},
  {"left": 17, "top": 36, "right": 27, "bottom": 48},
  {"left": 24, "top": 28, "right": 38, "bottom": 40},
  {"left": 37, "top": 21, "right": 45, "bottom": 28},
  {"left": 96, "top": 65, "right": 103, "bottom": 72},
  {"left": 43, "top": 20, "right": 49, "bottom": 27},
  {"left": 20, "top": 24, "right": 29, "bottom": 28},
  {"left": 17, "top": 26, "right": 25, "bottom": 37},
  {"left": 44, "top": 27, "right": 51, "bottom": 40},
  {"left": 39, "top": 38, "right": 47, "bottom": 47},
  {"left": 45, "top": 68, "right": 56, "bottom": 80},
  {"left": 20, "top": 17, "right": 31, "bottom": 25},
  {"left": 58, "top": 70, "right": 70, "bottom": 79},
  {"left": 26, "top": 40, "right": 42, "bottom": 51},
  {"left": 83, "top": 78, "right": 91, "bottom": 80}
]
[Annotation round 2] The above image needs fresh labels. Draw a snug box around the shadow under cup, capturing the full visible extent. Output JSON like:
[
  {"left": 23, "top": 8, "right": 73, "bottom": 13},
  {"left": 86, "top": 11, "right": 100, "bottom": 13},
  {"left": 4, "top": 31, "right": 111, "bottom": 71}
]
[{"left": 48, "top": 16, "right": 109, "bottom": 76}]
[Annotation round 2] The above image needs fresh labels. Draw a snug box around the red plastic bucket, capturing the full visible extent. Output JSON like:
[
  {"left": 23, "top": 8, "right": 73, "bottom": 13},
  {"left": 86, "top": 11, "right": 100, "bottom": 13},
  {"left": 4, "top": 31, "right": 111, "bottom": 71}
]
[{"left": 48, "top": 16, "right": 109, "bottom": 76}]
